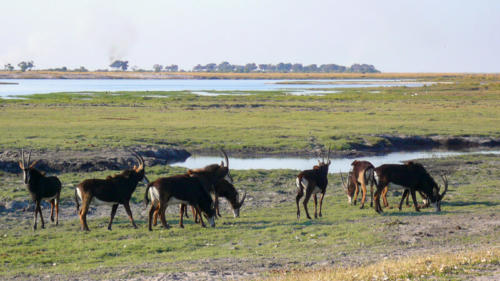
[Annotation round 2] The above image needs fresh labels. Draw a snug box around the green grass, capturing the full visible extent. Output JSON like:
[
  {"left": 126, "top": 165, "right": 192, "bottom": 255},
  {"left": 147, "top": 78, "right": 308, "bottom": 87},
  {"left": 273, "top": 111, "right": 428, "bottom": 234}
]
[
  {"left": 0, "top": 81, "right": 499, "bottom": 153},
  {"left": 0, "top": 154, "right": 499, "bottom": 279}
]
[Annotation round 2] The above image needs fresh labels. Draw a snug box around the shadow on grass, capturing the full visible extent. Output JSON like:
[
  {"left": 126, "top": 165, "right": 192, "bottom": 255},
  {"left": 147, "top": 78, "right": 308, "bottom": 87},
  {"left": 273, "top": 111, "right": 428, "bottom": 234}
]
[{"left": 444, "top": 201, "right": 499, "bottom": 207}]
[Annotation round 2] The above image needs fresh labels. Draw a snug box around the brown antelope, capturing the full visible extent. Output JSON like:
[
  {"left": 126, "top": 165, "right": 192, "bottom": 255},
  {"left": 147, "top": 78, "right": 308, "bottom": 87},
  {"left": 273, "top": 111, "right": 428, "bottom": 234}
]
[
  {"left": 144, "top": 174, "right": 216, "bottom": 230},
  {"left": 74, "top": 151, "right": 148, "bottom": 231},
  {"left": 347, "top": 160, "right": 376, "bottom": 208},
  {"left": 296, "top": 147, "right": 331, "bottom": 219},
  {"left": 341, "top": 171, "right": 429, "bottom": 211},
  {"left": 19, "top": 149, "right": 62, "bottom": 230},
  {"left": 150, "top": 177, "right": 247, "bottom": 227},
  {"left": 373, "top": 161, "right": 448, "bottom": 214}
]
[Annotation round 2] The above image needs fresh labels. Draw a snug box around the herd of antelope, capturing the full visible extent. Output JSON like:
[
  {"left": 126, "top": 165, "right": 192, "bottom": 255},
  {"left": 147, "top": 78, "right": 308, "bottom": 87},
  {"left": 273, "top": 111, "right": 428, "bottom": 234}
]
[{"left": 17, "top": 146, "right": 448, "bottom": 231}]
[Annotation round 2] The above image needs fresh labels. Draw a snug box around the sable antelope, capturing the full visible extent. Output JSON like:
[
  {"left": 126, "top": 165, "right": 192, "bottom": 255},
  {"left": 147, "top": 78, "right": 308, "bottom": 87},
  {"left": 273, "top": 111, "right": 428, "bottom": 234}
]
[
  {"left": 296, "top": 147, "right": 331, "bottom": 219},
  {"left": 74, "top": 151, "right": 147, "bottom": 231},
  {"left": 212, "top": 178, "right": 246, "bottom": 218},
  {"left": 341, "top": 170, "right": 430, "bottom": 211},
  {"left": 19, "top": 149, "right": 62, "bottom": 230},
  {"left": 185, "top": 149, "right": 232, "bottom": 222},
  {"left": 144, "top": 174, "right": 216, "bottom": 230},
  {"left": 373, "top": 161, "right": 448, "bottom": 214},
  {"left": 343, "top": 160, "right": 376, "bottom": 208}
]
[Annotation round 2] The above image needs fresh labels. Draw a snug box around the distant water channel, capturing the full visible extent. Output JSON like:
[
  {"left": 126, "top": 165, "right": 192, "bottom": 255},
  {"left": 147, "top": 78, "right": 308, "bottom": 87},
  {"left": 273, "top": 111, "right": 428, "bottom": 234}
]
[
  {"left": 0, "top": 79, "right": 431, "bottom": 97},
  {"left": 172, "top": 150, "right": 500, "bottom": 172}
]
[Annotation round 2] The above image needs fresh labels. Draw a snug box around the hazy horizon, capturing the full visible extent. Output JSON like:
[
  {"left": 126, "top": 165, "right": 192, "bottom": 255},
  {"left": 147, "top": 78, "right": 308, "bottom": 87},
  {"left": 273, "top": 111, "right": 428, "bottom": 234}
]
[{"left": 1, "top": 0, "right": 499, "bottom": 72}]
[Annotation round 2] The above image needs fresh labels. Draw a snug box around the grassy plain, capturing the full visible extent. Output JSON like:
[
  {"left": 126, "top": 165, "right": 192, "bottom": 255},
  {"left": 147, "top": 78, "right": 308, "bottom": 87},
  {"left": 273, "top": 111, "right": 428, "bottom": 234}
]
[
  {"left": 0, "top": 154, "right": 499, "bottom": 280},
  {"left": 0, "top": 80, "right": 499, "bottom": 154}
]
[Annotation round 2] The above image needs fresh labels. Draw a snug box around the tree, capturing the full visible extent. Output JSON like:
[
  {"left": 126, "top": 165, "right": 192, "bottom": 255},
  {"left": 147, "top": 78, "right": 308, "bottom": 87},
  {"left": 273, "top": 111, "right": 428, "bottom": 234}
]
[
  {"left": 164, "top": 65, "right": 178, "bottom": 72},
  {"left": 244, "top": 63, "right": 257, "bottom": 73},
  {"left": 18, "top": 60, "right": 34, "bottom": 72},
  {"left": 4, "top": 63, "right": 14, "bottom": 71},
  {"left": 291, "top": 63, "right": 303, "bottom": 72},
  {"left": 110, "top": 60, "right": 129, "bottom": 71},
  {"left": 153, "top": 64, "right": 163, "bottom": 72},
  {"left": 75, "top": 66, "right": 88, "bottom": 72}
]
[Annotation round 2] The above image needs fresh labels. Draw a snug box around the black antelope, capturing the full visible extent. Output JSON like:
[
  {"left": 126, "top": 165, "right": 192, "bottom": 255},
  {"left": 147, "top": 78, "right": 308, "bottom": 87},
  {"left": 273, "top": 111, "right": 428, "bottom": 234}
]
[
  {"left": 373, "top": 161, "right": 448, "bottom": 214},
  {"left": 74, "top": 151, "right": 147, "bottom": 231},
  {"left": 19, "top": 150, "right": 62, "bottom": 230},
  {"left": 341, "top": 170, "right": 429, "bottom": 211},
  {"left": 296, "top": 147, "right": 331, "bottom": 219},
  {"left": 144, "top": 174, "right": 216, "bottom": 230},
  {"left": 185, "top": 149, "right": 232, "bottom": 222},
  {"left": 212, "top": 178, "right": 246, "bottom": 218}
]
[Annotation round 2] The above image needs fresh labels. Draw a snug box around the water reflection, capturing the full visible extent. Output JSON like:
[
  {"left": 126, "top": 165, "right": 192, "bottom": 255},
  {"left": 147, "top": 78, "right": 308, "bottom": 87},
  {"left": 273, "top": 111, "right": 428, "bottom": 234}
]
[{"left": 172, "top": 150, "right": 500, "bottom": 172}]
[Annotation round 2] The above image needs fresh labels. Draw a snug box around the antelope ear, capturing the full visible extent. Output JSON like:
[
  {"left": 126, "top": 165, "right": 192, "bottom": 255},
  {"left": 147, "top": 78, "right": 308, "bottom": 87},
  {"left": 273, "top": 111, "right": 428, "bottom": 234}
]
[{"left": 19, "top": 161, "right": 24, "bottom": 169}]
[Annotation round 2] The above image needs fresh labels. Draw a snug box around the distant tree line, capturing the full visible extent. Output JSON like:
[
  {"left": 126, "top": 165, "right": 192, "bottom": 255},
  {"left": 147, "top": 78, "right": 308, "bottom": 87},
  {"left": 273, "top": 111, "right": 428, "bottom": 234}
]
[
  {"left": 3, "top": 60, "right": 379, "bottom": 73},
  {"left": 191, "top": 62, "right": 379, "bottom": 73}
]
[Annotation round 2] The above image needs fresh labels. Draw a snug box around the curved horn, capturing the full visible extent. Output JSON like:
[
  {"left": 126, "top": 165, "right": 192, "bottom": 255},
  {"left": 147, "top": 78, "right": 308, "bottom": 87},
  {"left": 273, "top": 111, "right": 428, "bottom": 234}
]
[
  {"left": 27, "top": 150, "right": 32, "bottom": 168},
  {"left": 237, "top": 191, "right": 247, "bottom": 208},
  {"left": 21, "top": 149, "right": 25, "bottom": 168},
  {"left": 440, "top": 174, "right": 448, "bottom": 199},
  {"left": 129, "top": 150, "right": 144, "bottom": 169},
  {"left": 220, "top": 149, "right": 229, "bottom": 169},
  {"left": 339, "top": 171, "right": 348, "bottom": 191},
  {"left": 327, "top": 145, "right": 331, "bottom": 164}
]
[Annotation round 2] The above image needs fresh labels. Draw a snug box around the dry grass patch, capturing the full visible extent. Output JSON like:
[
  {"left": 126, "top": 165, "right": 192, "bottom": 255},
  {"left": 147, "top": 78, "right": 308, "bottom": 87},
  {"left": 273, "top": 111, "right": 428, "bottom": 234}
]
[{"left": 265, "top": 247, "right": 500, "bottom": 281}]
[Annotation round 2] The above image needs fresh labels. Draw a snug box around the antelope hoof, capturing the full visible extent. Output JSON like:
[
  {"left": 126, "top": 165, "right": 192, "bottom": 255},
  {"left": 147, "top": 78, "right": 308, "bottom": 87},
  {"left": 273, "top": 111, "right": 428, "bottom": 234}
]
[
  {"left": 33, "top": 225, "right": 37, "bottom": 231},
  {"left": 319, "top": 213, "right": 322, "bottom": 217},
  {"left": 360, "top": 205, "right": 364, "bottom": 209},
  {"left": 306, "top": 215, "right": 312, "bottom": 220},
  {"left": 41, "top": 225, "right": 45, "bottom": 229},
  {"left": 179, "top": 224, "right": 184, "bottom": 228},
  {"left": 107, "top": 226, "right": 112, "bottom": 231},
  {"left": 51, "top": 217, "right": 54, "bottom": 222},
  {"left": 133, "top": 225, "right": 138, "bottom": 229},
  {"left": 353, "top": 201, "right": 357, "bottom": 205}
]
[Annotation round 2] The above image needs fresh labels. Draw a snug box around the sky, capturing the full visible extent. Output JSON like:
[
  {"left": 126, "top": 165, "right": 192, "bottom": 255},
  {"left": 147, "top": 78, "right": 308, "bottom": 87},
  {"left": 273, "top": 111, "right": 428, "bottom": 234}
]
[{"left": 1, "top": 0, "right": 499, "bottom": 72}]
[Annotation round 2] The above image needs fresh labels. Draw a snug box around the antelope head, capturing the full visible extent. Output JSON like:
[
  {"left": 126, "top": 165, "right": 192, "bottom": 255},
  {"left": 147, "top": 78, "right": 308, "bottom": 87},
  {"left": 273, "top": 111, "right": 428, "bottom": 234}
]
[
  {"left": 18, "top": 149, "right": 39, "bottom": 184},
  {"left": 130, "top": 150, "right": 148, "bottom": 184},
  {"left": 232, "top": 191, "right": 247, "bottom": 217},
  {"left": 432, "top": 174, "right": 449, "bottom": 212},
  {"left": 340, "top": 171, "right": 354, "bottom": 204}
]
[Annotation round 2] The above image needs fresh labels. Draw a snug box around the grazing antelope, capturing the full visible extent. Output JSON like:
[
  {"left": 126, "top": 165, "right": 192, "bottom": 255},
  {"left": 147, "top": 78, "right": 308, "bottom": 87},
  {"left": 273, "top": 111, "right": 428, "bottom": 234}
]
[
  {"left": 144, "top": 174, "right": 216, "bottom": 230},
  {"left": 347, "top": 160, "right": 376, "bottom": 208},
  {"left": 19, "top": 149, "right": 62, "bottom": 230},
  {"left": 212, "top": 178, "right": 246, "bottom": 218},
  {"left": 74, "top": 151, "right": 147, "bottom": 231},
  {"left": 296, "top": 147, "right": 331, "bottom": 219},
  {"left": 185, "top": 149, "right": 232, "bottom": 222},
  {"left": 341, "top": 170, "right": 430, "bottom": 211},
  {"left": 373, "top": 161, "right": 448, "bottom": 214}
]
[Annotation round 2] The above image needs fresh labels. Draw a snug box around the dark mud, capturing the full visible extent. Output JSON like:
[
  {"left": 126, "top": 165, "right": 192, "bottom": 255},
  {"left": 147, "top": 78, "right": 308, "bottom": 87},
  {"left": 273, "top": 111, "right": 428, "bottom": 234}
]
[{"left": 0, "top": 147, "right": 190, "bottom": 173}]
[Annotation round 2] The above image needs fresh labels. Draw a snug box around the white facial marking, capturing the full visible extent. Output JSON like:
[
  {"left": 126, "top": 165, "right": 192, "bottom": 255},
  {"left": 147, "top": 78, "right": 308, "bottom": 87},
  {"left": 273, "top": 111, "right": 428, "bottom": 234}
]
[
  {"left": 232, "top": 208, "right": 240, "bottom": 218},
  {"left": 432, "top": 202, "right": 439, "bottom": 212},
  {"left": 208, "top": 216, "right": 216, "bottom": 227}
]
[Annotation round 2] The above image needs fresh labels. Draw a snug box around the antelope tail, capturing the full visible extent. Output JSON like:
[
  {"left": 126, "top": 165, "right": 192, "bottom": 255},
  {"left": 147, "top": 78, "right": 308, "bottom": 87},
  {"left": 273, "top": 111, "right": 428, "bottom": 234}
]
[
  {"left": 144, "top": 182, "right": 153, "bottom": 207},
  {"left": 74, "top": 187, "right": 80, "bottom": 212}
]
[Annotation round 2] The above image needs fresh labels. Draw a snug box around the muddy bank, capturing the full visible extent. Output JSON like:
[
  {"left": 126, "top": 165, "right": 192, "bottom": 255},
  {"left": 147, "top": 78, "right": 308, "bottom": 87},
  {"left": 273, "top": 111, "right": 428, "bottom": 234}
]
[
  {"left": 1, "top": 135, "right": 498, "bottom": 173},
  {"left": 0, "top": 147, "right": 190, "bottom": 173},
  {"left": 190, "top": 135, "right": 500, "bottom": 158}
]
